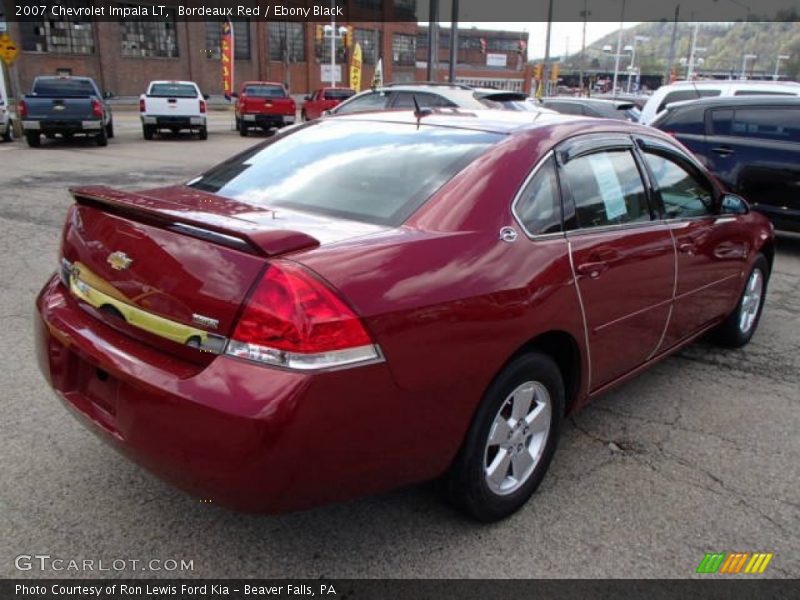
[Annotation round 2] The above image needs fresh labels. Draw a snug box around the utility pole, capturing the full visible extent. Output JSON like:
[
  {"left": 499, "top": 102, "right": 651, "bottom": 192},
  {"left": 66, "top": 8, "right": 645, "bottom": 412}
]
[
  {"left": 612, "top": 0, "right": 626, "bottom": 95},
  {"left": 448, "top": 0, "right": 459, "bottom": 83},
  {"left": 542, "top": 0, "right": 554, "bottom": 96},
  {"left": 686, "top": 22, "right": 699, "bottom": 80},
  {"left": 579, "top": 0, "right": 589, "bottom": 96},
  {"left": 666, "top": 4, "right": 679, "bottom": 84},
  {"left": 426, "top": 0, "right": 439, "bottom": 81}
]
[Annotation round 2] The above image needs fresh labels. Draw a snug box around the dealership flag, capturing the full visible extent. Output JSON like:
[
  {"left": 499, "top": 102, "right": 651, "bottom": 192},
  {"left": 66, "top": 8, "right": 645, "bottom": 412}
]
[
  {"left": 221, "top": 21, "right": 234, "bottom": 101},
  {"left": 371, "top": 57, "right": 383, "bottom": 89},
  {"left": 350, "top": 43, "right": 362, "bottom": 92}
]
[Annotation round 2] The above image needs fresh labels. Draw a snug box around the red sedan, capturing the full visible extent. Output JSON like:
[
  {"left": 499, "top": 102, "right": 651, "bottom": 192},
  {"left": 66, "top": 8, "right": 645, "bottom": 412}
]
[
  {"left": 301, "top": 87, "right": 355, "bottom": 120},
  {"left": 35, "top": 110, "right": 773, "bottom": 521}
]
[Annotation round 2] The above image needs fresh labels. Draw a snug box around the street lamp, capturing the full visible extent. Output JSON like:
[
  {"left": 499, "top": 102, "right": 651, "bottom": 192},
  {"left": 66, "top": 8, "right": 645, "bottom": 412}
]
[
  {"left": 625, "top": 35, "right": 649, "bottom": 93},
  {"left": 322, "top": 23, "right": 349, "bottom": 87},
  {"left": 740, "top": 53, "right": 757, "bottom": 80},
  {"left": 774, "top": 54, "right": 790, "bottom": 80}
]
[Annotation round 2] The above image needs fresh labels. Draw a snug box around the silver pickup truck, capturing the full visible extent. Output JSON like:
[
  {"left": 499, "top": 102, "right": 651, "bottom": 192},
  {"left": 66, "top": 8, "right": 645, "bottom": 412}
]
[{"left": 20, "top": 76, "right": 114, "bottom": 147}]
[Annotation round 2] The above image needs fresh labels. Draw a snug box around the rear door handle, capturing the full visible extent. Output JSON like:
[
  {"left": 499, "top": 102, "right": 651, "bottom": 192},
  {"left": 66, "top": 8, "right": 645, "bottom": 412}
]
[
  {"left": 712, "top": 146, "right": 735, "bottom": 156},
  {"left": 576, "top": 261, "right": 609, "bottom": 279},
  {"left": 678, "top": 242, "right": 695, "bottom": 255}
]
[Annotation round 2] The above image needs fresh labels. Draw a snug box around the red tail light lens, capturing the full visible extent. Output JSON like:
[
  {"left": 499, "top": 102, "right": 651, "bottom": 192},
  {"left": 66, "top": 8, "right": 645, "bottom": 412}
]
[
  {"left": 226, "top": 262, "right": 380, "bottom": 370},
  {"left": 19, "top": 100, "right": 27, "bottom": 118},
  {"left": 199, "top": 99, "right": 207, "bottom": 114},
  {"left": 91, "top": 99, "right": 103, "bottom": 118},
  {"left": 139, "top": 98, "right": 146, "bottom": 112}
]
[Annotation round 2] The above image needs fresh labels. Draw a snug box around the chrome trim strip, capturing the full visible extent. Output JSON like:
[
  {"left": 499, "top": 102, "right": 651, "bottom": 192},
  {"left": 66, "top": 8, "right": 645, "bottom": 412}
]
[
  {"left": 567, "top": 239, "right": 592, "bottom": 392},
  {"left": 564, "top": 219, "right": 662, "bottom": 238},
  {"left": 593, "top": 297, "right": 673, "bottom": 334},
  {"left": 674, "top": 272, "right": 740, "bottom": 301}
]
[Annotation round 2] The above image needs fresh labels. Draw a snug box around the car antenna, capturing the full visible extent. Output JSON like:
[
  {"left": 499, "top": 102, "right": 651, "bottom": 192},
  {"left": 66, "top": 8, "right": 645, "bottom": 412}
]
[{"left": 413, "top": 94, "right": 433, "bottom": 125}]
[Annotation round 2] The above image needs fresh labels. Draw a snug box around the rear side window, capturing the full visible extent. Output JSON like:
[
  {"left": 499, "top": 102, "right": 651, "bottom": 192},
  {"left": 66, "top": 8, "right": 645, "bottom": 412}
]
[
  {"left": 189, "top": 121, "right": 501, "bottom": 226},
  {"left": 243, "top": 85, "right": 285, "bottom": 98},
  {"left": 324, "top": 89, "right": 355, "bottom": 100},
  {"left": 333, "top": 92, "right": 389, "bottom": 114},
  {"left": 731, "top": 107, "right": 800, "bottom": 142},
  {"left": 32, "top": 78, "right": 96, "bottom": 97},
  {"left": 562, "top": 150, "right": 651, "bottom": 228},
  {"left": 734, "top": 90, "right": 796, "bottom": 96},
  {"left": 514, "top": 156, "right": 562, "bottom": 236},
  {"left": 642, "top": 152, "right": 714, "bottom": 218},
  {"left": 657, "top": 89, "right": 720, "bottom": 113},
  {"left": 149, "top": 83, "right": 198, "bottom": 98},
  {"left": 655, "top": 105, "right": 706, "bottom": 134}
]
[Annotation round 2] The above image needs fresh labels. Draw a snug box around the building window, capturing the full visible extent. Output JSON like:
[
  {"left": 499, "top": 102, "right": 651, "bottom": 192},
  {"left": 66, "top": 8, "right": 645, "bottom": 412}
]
[
  {"left": 487, "top": 38, "right": 521, "bottom": 53},
  {"left": 268, "top": 22, "right": 306, "bottom": 62},
  {"left": 205, "top": 21, "right": 251, "bottom": 60},
  {"left": 356, "top": 0, "right": 382, "bottom": 10},
  {"left": 316, "top": 33, "right": 344, "bottom": 64},
  {"left": 392, "top": 34, "right": 415, "bottom": 66},
  {"left": 394, "top": 0, "right": 416, "bottom": 17},
  {"left": 120, "top": 7, "right": 178, "bottom": 58},
  {"left": 19, "top": 1, "right": 95, "bottom": 54},
  {"left": 355, "top": 28, "right": 380, "bottom": 65}
]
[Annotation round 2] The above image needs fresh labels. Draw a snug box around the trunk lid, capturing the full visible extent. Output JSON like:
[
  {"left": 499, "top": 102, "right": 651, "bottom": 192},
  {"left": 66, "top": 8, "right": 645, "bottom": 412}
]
[{"left": 61, "top": 185, "right": 385, "bottom": 356}]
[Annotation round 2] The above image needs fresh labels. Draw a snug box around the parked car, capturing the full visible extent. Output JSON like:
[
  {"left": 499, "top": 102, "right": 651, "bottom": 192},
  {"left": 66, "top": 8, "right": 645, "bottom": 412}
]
[
  {"left": 473, "top": 89, "right": 557, "bottom": 114},
  {"left": 539, "top": 97, "right": 639, "bottom": 121},
  {"left": 140, "top": 80, "right": 208, "bottom": 140},
  {"left": 19, "top": 76, "right": 113, "bottom": 147},
  {"left": 302, "top": 87, "right": 355, "bottom": 120},
  {"left": 329, "top": 83, "right": 491, "bottom": 115},
  {"left": 639, "top": 80, "right": 800, "bottom": 125},
  {"left": 652, "top": 95, "right": 800, "bottom": 232},
  {"left": 234, "top": 81, "right": 296, "bottom": 136},
  {"left": 36, "top": 110, "right": 773, "bottom": 521},
  {"left": 0, "top": 97, "right": 12, "bottom": 142}
]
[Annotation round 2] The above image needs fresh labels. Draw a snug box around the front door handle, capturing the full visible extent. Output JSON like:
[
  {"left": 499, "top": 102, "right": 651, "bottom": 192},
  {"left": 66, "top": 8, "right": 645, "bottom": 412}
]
[
  {"left": 712, "top": 146, "right": 735, "bottom": 156},
  {"left": 678, "top": 242, "right": 695, "bottom": 255},
  {"left": 576, "top": 261, "right": 609, "bottom": 279}
]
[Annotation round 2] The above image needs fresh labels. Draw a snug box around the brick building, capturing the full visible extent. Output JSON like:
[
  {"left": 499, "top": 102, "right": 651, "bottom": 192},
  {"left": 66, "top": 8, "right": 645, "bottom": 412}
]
[{"left": 8, "top": 0, "right": 417, "bottom": 96}]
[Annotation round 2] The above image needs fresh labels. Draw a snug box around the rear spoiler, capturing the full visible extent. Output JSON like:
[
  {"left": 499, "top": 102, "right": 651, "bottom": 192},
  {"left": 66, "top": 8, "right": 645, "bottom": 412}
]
[{"left": 70, "top": 185, "right": 320, "bottom": 257}]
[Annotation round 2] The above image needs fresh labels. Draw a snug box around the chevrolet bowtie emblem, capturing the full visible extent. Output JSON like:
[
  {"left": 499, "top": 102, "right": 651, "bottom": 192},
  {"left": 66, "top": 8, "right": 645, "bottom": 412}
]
[{"left": 107, "top": 251, "right": 133, "bottom": 271}]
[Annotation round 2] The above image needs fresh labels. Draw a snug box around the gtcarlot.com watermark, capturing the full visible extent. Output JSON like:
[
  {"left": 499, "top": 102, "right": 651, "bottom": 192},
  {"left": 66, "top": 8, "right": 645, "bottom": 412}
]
[{"left": 14, "top": 553, "right": 194, "bottom": 573}]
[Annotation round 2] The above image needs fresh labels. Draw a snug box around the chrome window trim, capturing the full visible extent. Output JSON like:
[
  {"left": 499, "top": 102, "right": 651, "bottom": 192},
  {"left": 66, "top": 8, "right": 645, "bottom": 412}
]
[
  {"left": 510, "top": 150, "right": 566, "bottom": 241},
  {"left": 563, "top": 218, "right": 660, "bottom": 239},
  {"left": 566, "top": 239, "right": 592, "bottom": 392}
]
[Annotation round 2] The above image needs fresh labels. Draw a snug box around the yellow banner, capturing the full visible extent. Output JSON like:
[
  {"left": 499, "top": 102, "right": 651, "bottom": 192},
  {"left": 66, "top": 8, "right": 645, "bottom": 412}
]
[{"left": 350, "top": 43, "right": 362, "bottom": 93}]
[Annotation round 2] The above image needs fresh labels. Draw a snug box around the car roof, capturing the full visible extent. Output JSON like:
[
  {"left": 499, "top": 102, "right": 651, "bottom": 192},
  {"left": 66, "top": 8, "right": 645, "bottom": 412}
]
[
  {"left": 330, "top": 108, "right": 651, "bottom": 136},
  {"left": 149, "top": 80, "right": 198, "bottom": 86},
  {"left": 663, "top": 79, "right": 800, "bottom": 89},
  {"left": 663, "top": 95, "right": 800, "bottom": 116}
]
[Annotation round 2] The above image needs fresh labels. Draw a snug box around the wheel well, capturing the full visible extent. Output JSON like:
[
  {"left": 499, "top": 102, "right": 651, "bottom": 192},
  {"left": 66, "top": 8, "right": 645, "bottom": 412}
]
[{"left": 513, "top": 331, "right": 582, "bottom": 414}]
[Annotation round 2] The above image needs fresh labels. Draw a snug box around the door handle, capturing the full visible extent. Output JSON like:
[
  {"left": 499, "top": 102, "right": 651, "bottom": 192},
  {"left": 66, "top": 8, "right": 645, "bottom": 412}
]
[
  {"left": 712, "top": 146, "right": 735, "bottom": 156},
  {"left": 576, "top": 261, "right": 609, "bottom": 279},
  {"left": 678, "top": 242, "right": 695, "bottom": 255}
]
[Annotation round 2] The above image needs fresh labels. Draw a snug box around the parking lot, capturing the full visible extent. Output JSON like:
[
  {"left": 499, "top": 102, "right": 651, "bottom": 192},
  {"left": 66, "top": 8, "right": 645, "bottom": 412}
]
[{"left": 1, "top": 111, "right": 798, "bottom": 579}]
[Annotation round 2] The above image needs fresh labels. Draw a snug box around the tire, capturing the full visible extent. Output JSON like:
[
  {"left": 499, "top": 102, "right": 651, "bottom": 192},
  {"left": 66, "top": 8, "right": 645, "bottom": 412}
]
[
  {"left": 235, "top": 118, "right": 241, "bottom": 131},
  {"left": 143, "top": 125, "right": 154, "bottom": 140},
  {"left": 95, "top": 126, "right": 108, "bottom": 147},
  {"left": 711, "top": 253, "right": 769, "bottom": 348},
  {"left": 445, "top": 352, "right": 565, "bottom": 522},
  {"left": 239, "top": 123, "right": 248, "bottom": 137},
  {"left": 301, "top": 110, "right": 307, "bottom": 122},
  {"left": 106, "top": 120, "right": 114, "bottom": 139},
  {"left": 198, "top": 126, "right": 208, "bottom": 140},
  {"left": 25, "top": 132, "right": 41, "bottom": 147},
  {"left": 2, "top": 122, "right": 12, "bottom": 142}
]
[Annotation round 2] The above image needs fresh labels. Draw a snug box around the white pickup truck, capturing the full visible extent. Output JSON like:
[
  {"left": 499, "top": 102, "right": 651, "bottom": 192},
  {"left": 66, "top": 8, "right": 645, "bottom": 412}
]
[{"left": 140, "top": 80, "right": 208, "bottom": 140}]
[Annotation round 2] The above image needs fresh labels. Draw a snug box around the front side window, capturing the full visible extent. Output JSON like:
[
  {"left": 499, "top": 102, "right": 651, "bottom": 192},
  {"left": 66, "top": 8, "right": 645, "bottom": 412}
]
[
  {"left": 515, "top": 156, "right": 562, "bottom": 235},
  {"left": 562, "top": 150, "right": 651, "bottom": 228},
  {"left": 333, "top": 92, "right": 390, "bottom": 114},
  {"left": 189, "top": 121, "right": 501, "bottom": 226},
  {"left": 643, "top": 151, "right": 714, "bottom": 218}
]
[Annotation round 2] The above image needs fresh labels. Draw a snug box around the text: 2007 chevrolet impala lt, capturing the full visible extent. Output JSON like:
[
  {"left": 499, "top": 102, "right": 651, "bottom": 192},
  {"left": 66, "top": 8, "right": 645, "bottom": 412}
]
[{"left": 35, "top": 110, "right": 773, "bottom": 521}]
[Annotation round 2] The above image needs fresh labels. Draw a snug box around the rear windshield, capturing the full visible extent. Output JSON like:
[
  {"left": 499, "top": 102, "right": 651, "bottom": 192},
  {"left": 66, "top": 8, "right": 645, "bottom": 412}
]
[
  {"left": 324, "top": 89, "right": 355, "bottom": 100},
  {"left": 244, "top": 85, "right": 286, "bottom": 98},
  {"left": 189, "top": 120, "right": 501, "bottom": 226},
  {"left": 149, "top": 83, "right": 198, "bottom": 98},
  {"left": 32, "top": 78, "right": 96, "bottom": 97}
]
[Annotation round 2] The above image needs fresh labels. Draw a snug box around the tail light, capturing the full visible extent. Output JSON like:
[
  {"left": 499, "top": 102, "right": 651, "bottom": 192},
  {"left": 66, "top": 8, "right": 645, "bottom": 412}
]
[
  {"left": 199, "top": 99, "right": 206, "bottom": 114},
  {"left": 139, "top": 98, "right": 146, "bottom": 112},
  {"left": 18, "top": 100, "right": 27, "bottom": 118},
  {"left": 91, "top": 99, "right": 103, "bottom": 118},
  {"left": 226, "top": 261, "right": 381, "bottom": 370}
]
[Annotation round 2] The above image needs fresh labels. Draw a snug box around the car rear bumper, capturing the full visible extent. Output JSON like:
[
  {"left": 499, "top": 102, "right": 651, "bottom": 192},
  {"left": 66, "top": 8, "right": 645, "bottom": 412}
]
[
  {"left": 142, "top": 116, "right": 206, "bottom": 128},
  {"left": 23, "top": 119, "right": 103, "bottom": 134},
  {"left": 35, "top": 275, "right": 453, "bottom": 513},
  {"left": 241, "top": 113, "right": 296, "bottom": 128}
]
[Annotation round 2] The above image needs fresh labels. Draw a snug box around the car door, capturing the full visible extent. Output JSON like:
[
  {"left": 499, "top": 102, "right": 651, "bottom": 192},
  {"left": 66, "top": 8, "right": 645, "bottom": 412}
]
[
  {"left": 636, "top": 136, "right": 748, "bottom": 348},
  {"left": 705, "top": 105, "right": 800, "bottom": 229},
  {"left": 558, "top": 134, "right": 675, "bottom": 390}
]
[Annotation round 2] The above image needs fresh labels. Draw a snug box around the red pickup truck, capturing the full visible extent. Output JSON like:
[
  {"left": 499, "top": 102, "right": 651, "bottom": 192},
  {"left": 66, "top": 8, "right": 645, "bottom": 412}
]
[
  {"left": 302, "top": 87, "right": 356, "bottom": 121},
  {"left": 234, "top": 82, "right": 296, "bottom": 136}
]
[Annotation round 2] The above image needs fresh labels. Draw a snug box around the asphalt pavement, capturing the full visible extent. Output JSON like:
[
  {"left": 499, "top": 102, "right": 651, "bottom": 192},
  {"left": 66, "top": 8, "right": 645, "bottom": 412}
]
[{"left": 1, "top": 113, "right": 798, "bottom": 579}]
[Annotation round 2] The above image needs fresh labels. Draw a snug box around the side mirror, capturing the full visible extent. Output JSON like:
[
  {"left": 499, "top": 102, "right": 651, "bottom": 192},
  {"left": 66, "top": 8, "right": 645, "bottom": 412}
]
[
  {"left": 104, "top": 91, "right": 114, "bottom": 99},
  {"left": 304, "top": 95, "right": 311, "bottom": 101},
  {"left": 720, "top": 193, "right": 749, "bottom": 215},
  {"left": 203, "top": 93, "right": 210, "bottom": 100}
]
